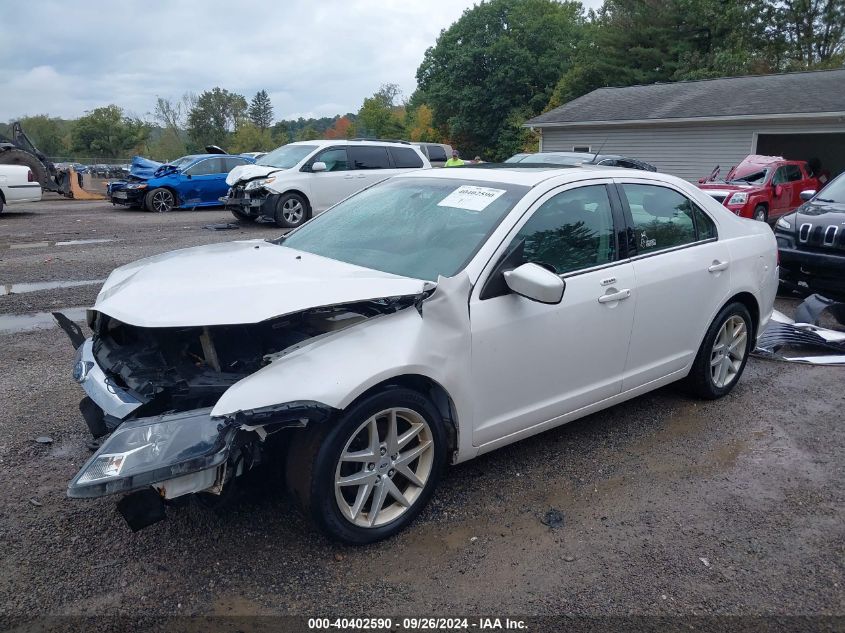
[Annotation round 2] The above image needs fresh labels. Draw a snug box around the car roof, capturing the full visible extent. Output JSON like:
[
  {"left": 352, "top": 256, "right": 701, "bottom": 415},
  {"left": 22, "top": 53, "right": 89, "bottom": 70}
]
[
  {"left": 393, "top": 164, "right": 662, "bottom": 187},
  {"left": 286, "top": 139, "right": 420, "bottom": 149}
]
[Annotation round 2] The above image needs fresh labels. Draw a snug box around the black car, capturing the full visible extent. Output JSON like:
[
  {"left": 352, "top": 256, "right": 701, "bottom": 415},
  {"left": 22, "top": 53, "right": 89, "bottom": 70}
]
[
  {"left": 775, "top": 172, "right": 845, "bottom": 298},
  {"left": 505, "top": 151, "right": 658, "bottom": 172}
]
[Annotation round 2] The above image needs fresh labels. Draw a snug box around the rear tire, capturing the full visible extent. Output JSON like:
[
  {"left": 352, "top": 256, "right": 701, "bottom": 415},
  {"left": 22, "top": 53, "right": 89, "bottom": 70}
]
[
  {"left": 684, "top": 302, "right": 753, "bottom": 399},
  {"left": 274, "top": 192, "right": 308, "bottom": 228},
  {"left": 752, "top": 204, "right": 768, "bottom": 222},
  {"left": 286, "top": 387, "right": 447, "bottom": 544},
  {"left": 145, "top": 188, "right": 175, "bottom": 213}
]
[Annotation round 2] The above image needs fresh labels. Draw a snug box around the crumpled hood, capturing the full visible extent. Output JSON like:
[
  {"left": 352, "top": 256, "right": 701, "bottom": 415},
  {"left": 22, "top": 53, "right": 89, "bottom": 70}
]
[
  {"left": 226, "top": 164, "right": 286, "bottom": 186},
  {"left": 699, "top": 183, "right": 756, "bottom": 195},
  {"left": 93, "top": 240, "right": 430, "bottom": 328}
]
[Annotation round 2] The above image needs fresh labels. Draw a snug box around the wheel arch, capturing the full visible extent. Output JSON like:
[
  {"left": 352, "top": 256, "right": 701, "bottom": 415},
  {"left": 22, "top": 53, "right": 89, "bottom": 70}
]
[
  {"left": 277, "top": 188, "right": 312, "bottom": 217},
  {"left": 344, "top": 374, "right": 460, "bottom": 455},
  {"left": 722, "top": 291, "right": 760, "bottom": 340},
  {"left": 145, "top": 185, "right": 180, "bottom": 209}
]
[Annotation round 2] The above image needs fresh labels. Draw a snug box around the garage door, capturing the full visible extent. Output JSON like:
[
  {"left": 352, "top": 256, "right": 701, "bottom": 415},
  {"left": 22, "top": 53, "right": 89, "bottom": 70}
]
[{"left": 756, "top": 133, "right": 845, "bottom": 180}]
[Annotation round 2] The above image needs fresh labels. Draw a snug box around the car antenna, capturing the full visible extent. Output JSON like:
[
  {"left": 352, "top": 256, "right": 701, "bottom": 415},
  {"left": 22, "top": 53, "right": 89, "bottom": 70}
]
[{"left": 592, "top": 137, "right": 608, "bottom": 162}]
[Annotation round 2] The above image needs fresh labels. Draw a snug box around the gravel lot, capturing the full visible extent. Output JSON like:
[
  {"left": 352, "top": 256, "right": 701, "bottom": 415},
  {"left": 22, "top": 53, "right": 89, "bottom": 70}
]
[{"left": 1, "top": 197, "right": 843, "bottom": 626}]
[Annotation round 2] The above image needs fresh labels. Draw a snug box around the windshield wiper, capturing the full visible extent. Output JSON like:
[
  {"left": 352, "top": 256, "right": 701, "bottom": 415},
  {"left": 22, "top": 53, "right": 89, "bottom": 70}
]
[{"left": 815, "top": 198, "right": 836, "bottom": 203}]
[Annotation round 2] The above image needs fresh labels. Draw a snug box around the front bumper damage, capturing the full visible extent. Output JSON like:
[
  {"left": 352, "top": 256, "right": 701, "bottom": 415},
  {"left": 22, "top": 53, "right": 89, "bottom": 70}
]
[{"left": 220, "top": 184, "right": 276, "bottom": 220}]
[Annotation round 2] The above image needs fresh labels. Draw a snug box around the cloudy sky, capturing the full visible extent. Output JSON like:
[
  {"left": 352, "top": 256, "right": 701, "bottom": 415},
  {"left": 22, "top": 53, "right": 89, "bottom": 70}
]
[{"left": 0, "top": 0, "right": 602, "bottom": 123}]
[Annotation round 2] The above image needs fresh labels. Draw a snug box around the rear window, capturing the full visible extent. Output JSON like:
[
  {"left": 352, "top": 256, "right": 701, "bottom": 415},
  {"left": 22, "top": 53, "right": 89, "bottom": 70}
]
[
  {"left": 389, "top": 147, "right": 424, "bottom": 168},
  {"left": 426, "top": 145, "right": 447, "bottom": 162},
  {"left": 349, "top": 146, "right": 391, "bottom": 170}
]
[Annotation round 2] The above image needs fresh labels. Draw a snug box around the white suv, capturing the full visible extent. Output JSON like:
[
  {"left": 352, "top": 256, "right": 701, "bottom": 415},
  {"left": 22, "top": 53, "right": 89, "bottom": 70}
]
[{"left": 223, "top": 140, "right": 430, "bottom": 227}]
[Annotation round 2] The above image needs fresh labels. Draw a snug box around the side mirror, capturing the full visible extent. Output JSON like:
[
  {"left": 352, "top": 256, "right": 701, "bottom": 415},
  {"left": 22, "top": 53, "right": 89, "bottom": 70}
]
[
  {"left": 503, "top": 263, "right": 565, "bottom": 305},
  {"left": 800, "top": 189, "right": 817, "bottom": 202},
  {"left": 186, "top": 174, "right": 192, "bottom": 179},
  {"left": 311, "top": 161, "right": 327, "bottom": 172},
  {"left": 774, "top": 184, "right": 783, "bottom": 197}
]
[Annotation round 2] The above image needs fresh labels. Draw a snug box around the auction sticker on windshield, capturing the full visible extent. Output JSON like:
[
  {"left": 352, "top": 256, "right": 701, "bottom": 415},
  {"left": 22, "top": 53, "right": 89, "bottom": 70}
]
[{"left": 438, "top": 185, "right": 507, "bottom": 212}]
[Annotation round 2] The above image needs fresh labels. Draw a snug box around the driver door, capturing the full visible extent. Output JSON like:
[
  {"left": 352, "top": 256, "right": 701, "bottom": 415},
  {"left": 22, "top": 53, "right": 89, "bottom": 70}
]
[
  {"left": 469, "top": 182, "right": 636, "bottom": 446},
  {"left": 770, "top": 166, "right": 793, "bottom": 217}
]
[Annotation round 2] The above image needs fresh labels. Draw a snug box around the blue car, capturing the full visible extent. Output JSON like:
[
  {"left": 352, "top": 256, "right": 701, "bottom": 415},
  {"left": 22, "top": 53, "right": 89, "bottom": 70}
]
[{"left": 109, "top": 151, "right": 254, "bottom": 212}]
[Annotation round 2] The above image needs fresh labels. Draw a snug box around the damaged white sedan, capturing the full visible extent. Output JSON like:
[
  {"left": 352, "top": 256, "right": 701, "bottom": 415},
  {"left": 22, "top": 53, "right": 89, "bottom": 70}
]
[{"left": 61, "top": 165, "right": 778, "bottom": 543}]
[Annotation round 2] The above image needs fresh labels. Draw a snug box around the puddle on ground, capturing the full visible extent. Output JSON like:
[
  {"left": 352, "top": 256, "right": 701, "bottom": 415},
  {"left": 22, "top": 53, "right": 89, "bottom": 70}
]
[
  {"left": 0, "top": 307, "right": 87, "bottom": 334},
  {"left": 0, "top": 279, "right": 105, "bottom": 296},
  {"left": 2, "top": 238, "right": 118, "bottom": 249}
]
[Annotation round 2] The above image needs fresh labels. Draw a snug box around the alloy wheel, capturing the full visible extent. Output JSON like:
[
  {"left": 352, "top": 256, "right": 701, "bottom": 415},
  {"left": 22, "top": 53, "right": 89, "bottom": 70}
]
[
  {"left": 710, "top": 315, "right": 748, "bottom": 388},
  {"left": 282, "top": 198, "right": 304, "bottom": 224},
  {"left": 151, "top": 190, "right": 174, "bottom": 212},
  {"left": 334, "top": 407, "right": 434, "bottom": 528}
]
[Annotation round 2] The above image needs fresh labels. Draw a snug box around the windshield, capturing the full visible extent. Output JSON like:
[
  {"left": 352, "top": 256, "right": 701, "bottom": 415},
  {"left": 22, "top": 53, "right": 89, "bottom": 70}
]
[
  {"left": 816, "top": 173, "right": 845, "bottom": 203},
  {"left": 170, "top": 155, "right": 197, "bottom": 169},
  {"left": 728, "top": 167, "right": 769, "bottom": 185},
  {"left": 258, "top": 144, "right": 318, "bottom": 169},
  {"left": 507, "top": 153, "right": 587, "bottom": 166},
  {"left": 280, "top": 177, "right": 529, "bottom": 281}
]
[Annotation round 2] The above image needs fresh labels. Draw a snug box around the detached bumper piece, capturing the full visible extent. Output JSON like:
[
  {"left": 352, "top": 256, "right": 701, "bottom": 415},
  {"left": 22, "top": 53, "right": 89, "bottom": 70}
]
[
  {"left": 67, "top": 408, "right": 234, "bottom": 499},
  {"left": 221, "top": 185, "right": 274, "bottom": 219},
  {"left": 752, "top": 300, "right": 845, "bottom": 366}
]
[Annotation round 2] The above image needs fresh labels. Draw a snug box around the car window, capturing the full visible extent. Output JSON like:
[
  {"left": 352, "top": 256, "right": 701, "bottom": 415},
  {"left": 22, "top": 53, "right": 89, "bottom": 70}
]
[
  {"left": 692, "top": 205, "right": 718, "bottom": 240},
  {"left": 185, "top": 158, "right": 224, "bottom": 176},
  {"left": 314, "top": 148, "right": 348, "bottom": 172},
  {"left": 348, "top": 146, "right": 391, "bottom": 170},
  {"left": 224, "top": 157, "right": 249, "bottom": 171},
  {"left": 508, "top": 185, "right": 616, "bottom": 275},
  {"left": 621, "top": 184, "right": 696, "bottom": 254},
  {"left": 785, "top": 164, "right": 802, "bottom": 182},
  {"left": 597, "top": 159, "right": 618, "bottom": 167},
  {"left": 426, "top": 145, "right": 447, "bottom": 162},
  {"left": 389, "top": 147, "right": 424, "bottom": 168},
  {"left": 772, "top": 167, "right": 789, "bottom": 185}
]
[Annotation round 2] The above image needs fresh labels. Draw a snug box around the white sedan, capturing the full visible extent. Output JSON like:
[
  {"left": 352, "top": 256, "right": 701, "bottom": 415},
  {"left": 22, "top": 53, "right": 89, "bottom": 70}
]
[
  {"left": 0, "top": 164, "right": 41, "bottom": 213},
  {"left": 63, "top": 165, "right": 777, "bottom": 542}
]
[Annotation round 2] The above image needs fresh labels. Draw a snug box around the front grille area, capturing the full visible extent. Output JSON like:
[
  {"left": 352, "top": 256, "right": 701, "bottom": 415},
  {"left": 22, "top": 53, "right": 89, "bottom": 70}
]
[{"left": 796, "top": 222, "right": 845, "bottom": 251}]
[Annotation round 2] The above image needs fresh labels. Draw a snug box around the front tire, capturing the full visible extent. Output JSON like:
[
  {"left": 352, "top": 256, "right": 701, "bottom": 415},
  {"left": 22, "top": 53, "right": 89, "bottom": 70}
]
[
  {"left": 286, "top": 387, "right": 448, "bottom": 544},
  {"left": 145, "top": 188, "right": 175, "bottom": 212},
  {"left": 274, "top": 192, "right": 308, "bottom": 228},
  {"left": 752, "top": 204, "right": 768, "bottom": 222},
  {"left": 231, "top": 208, "right": 254, "bottom": 222},
  {"left": 685, "top": 302, "right": 753, "bottom": 399}
]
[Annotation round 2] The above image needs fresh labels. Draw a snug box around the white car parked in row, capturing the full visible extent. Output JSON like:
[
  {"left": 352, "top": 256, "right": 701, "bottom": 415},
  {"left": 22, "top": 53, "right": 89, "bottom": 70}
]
[
  {"left": 0, "top": 164, "right": 41, "bottom": 214},
  {"left": 62, "top": 165, "right": 777, "bottom": 543},
  {"left": 222, "top": 139, "right": 430, "bottom": 227}
]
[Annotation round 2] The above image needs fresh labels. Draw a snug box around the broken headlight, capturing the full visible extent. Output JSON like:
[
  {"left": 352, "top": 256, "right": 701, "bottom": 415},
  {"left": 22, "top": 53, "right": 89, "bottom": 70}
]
[
  {"left": 728, "top": 192, "right": 748, "bottom": 204},
  {"left": 244, "top": 177, "right": 275, "bottom": 191},
  {"left": 68, "top": 408, "right": 233, "bottom": 498}
]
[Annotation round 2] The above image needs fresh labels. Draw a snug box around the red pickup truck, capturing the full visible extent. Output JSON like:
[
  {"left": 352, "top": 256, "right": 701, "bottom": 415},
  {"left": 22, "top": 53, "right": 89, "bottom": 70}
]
[{"left": 697, "top": 155, "right": 820, "bottom": 222}]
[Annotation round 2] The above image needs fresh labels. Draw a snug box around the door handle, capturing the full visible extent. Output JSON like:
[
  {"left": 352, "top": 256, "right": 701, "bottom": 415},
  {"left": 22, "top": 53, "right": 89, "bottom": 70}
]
[
  {"left": 357, "top": 174, "right": 367, "bottom": 179},
  {"left": 708, "top": 261, "right": 729, "bottom": 273},
  {"left": 597, "top": 289, "right": 631, "bottom": 304},
  {"left": 343, "top": 175, "right": 355, "bottom": 179}
]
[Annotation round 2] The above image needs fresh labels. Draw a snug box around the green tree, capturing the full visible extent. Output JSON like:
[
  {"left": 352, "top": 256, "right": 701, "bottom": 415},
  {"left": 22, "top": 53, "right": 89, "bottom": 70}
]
[
  {"left": 229, "top": 122, "right": 274, "bottom": 153},
  {"left": 768, "top": 0, "right": 845, "bottom": 68},
  {"left": 270, "top": 121, "right": 291, "bottom": 146},
  {"left": 17, "top": 115, "right": 70, "bottom": 157},
  {"left": 296, "top": 125, "right": 320, "bottom": 141},
  {"left": 248, "top": 90, "right": 274, "bottom": 132},
  {"left": 71, "top": 105, "right": 150, "bottom": 158},
  {"left": 357, "top": 83, "right": 406, "bottom": 138},
  {"left": 187, "top": 87, "right": 248, "bottom": 148},
  {"left": 416, "top": 0, "right": 585, "bottom": 160}
]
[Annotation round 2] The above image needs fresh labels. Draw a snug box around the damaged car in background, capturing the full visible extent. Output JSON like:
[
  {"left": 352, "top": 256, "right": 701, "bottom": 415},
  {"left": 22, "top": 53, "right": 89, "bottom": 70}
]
[
  {"left": 222, "top": 139, "right": 429, "bottom": 228},
  {"left": 58, "top": 165, "right": 776, "bottom": 543},
  {"left": 108, "top": 149, "right": 253, "bottom": 212}
]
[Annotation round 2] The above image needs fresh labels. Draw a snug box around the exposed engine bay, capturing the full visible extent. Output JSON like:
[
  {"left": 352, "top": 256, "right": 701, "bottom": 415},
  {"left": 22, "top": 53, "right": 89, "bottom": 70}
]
[{"left": 88, "top": 295, "right": 424, "bottom": 420}]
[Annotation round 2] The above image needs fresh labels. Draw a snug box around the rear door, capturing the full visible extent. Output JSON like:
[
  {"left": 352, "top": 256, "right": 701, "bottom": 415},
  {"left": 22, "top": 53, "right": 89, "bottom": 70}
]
[
  {"left": 347, "top": 145, "right": 394, "bottom": 191},
  {"left": 616, "top": 180, "right": 730, "bottom": 390}
]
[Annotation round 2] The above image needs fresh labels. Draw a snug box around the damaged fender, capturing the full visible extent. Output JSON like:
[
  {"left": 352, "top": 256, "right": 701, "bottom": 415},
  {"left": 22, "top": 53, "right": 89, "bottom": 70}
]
[{"left": 211, "top": 273, "right": 477, "bottom": 462}]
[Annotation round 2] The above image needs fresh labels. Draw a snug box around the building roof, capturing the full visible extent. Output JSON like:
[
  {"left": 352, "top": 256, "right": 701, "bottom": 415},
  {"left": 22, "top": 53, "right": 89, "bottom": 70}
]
[{"left": 526, "top": 69, "right": 845, "bottom": 127}]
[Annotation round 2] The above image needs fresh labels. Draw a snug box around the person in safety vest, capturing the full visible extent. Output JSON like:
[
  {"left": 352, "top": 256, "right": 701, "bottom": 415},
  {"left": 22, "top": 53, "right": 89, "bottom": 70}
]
[{"left": 445, "top": 150, "right": 465, "bottom": 167}]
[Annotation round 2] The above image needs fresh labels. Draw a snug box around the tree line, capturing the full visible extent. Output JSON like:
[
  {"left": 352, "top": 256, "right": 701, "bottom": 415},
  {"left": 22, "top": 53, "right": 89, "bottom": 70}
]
[{"left": 4, "top": 0, "right": 843, "bottom": 162}]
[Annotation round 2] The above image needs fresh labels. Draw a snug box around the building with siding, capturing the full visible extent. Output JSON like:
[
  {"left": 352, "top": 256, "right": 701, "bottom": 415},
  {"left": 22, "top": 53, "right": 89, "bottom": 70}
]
[{"left": 525, "top": 69, "right": 845, "bottom": 182}]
